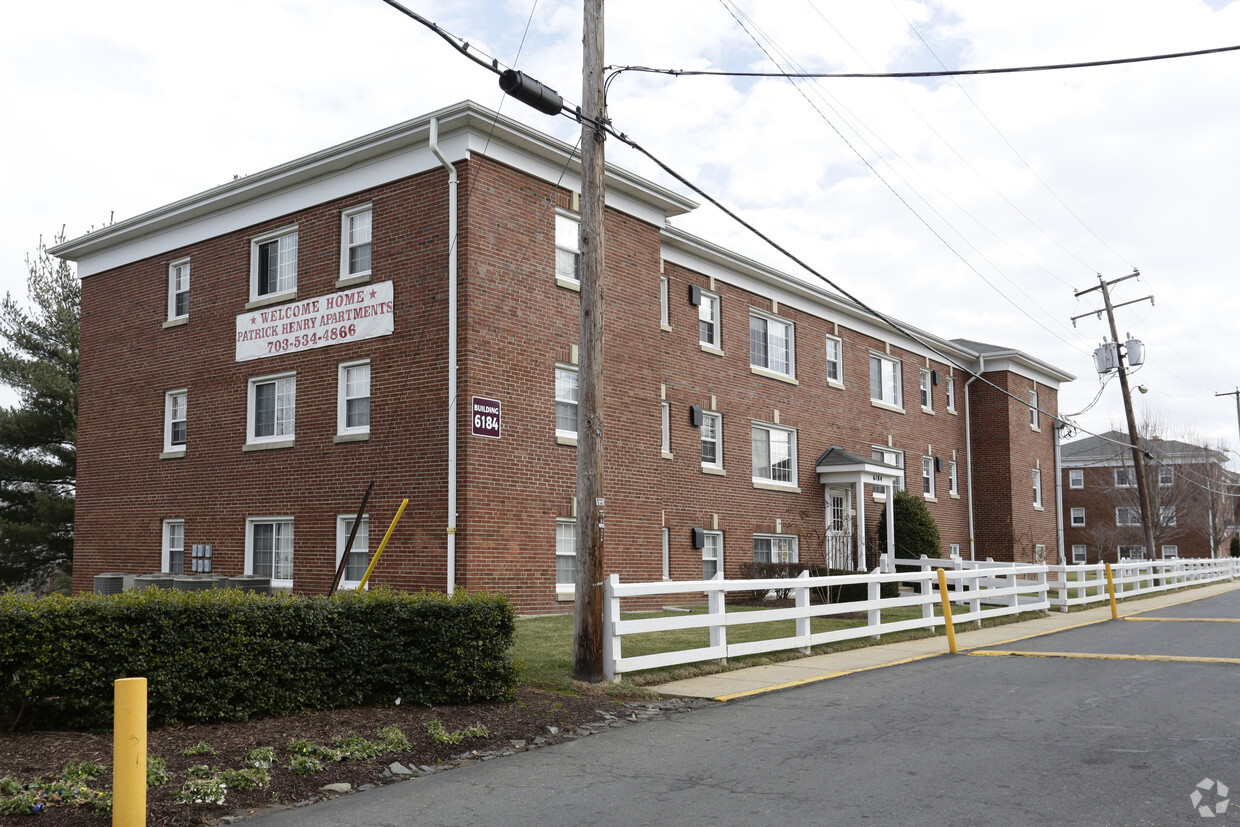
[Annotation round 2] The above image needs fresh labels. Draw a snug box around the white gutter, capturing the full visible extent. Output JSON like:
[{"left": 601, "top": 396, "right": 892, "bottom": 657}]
[
  {"left": 1054, "top": 422, "right": 1067, "bottom": 565},
  {"left": 430, "top": 118, "right": 458, "bottom": 596},
  {"left": 964, "top": 356, "right": 983, "bottom": 562}
]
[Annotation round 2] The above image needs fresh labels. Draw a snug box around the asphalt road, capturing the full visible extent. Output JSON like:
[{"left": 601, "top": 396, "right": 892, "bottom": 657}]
[{"left": 250, "top": 592, "right": 1240, "bottom": 826}]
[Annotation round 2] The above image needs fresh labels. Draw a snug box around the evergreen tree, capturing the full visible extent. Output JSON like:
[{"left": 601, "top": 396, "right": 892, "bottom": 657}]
[
  {"left": 0, "top": 232, "right": 78, "bottom": 591},
  {"left": 875, "top": 488, "right": 942, "bottom": 559}
]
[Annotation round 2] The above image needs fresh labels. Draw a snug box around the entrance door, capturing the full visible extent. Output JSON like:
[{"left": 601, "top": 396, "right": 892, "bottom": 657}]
[{"left": 825, "top": 488, "right": 854, "bottom": 570}]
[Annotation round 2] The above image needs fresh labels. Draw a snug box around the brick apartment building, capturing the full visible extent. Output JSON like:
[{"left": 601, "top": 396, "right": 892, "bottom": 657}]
[
  {"left": 1060, "top": 430, "right": 1238, "bottom": 564},
  {"left": 52, "top": 101, "right": 1073, "bottom": 614}
]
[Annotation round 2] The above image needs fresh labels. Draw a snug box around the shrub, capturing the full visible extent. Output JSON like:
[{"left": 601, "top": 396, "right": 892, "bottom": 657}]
[
  {"left": 736, "top": 561, "right": 810, "bottom": 599},
  {"left": 1230, "top": 537, "right": 1239, "bottom": 558},
  {"left": 806, "top": 567, "right": 900, "bottom": 604},
  {"left": 875, "top": 489, "right": 942, "bottom": 560}
]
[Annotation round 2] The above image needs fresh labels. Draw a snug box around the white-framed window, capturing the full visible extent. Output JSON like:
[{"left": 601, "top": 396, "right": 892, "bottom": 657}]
[
  {"left": 922, "top": 456, "right": 935, "bottom": 498},
  {"left": 340, "top": 205, "right": 373, "bottom": 279},
  {"left": 1114, "top": 468, "right": 1134, "bottom": 488},
  {"left": 1069, "top": 469, "right": 1084, "bottom": 489},
  {"left": 699, "top": 291, "right": 720, "bottom": 349},
  {"left": 1116, "top": 506, "right": 1141, "bottom": 526},
  {"left": 555, "top": 365, "right": 578, "bottom": 442},
  {"left": 1161, "top": 545, "right": 1179, "bottom": 559},
  {"left": 1160, "top": 506, "right": 1177, "bottom": 527},
  {"left": 752, "top": 534, "right": 798, "bottom": 563},
  {"left": 164, "top": 389, "right": 187, "bottom": 453},
  {"left": 659, "top": 276, "right": 669, "bottom": 327},
  {"left": 1158, "top": 466, "right": 1174, "bottom": 486},
  {"left": 825, "top": 335, "right": 843, "bottom": 385},
  {"left": 703, "top": 530, "right": 723, "bottom": 579},
  {"left": 948, "top": 461, "right": 958, "bottom": 496},
  {"left": 701, "top": 411, "right": 722, "bottom": 470},
  {"left": 661, "top": 527, "right": 670, "bottom": 579},
  {"left": 1118, "top": 545, "right": 1146, "bottom": 560},
  {"left": 247, "top": 518, "right": 294, "bottom": 586},
  {"left": 336, "top": 515, "right": 370, "bottom": 589},
  {"left": 556, "top": 518, "right": 577, "bottom": 594},
  {"left": 163, "top": 519, "right": 185, "bottom": 575},
  {"left": 251, "top": 226, "right": 298, "bottom": 300},
  {"left": 338, "top": 360, "right": 370, "bottom": 436},
  {"left": 948, "top": 543, "right": 961, "bottom": 559},
  {"left": 247, "top": 372, "right": 296, "bottom": 445},
  {"left": 168, "top": 257, "right": 190, "bottom": 320},
  {"left": 1072, "top": 544, "right": 1087, "bottom": 564},
  {"left": 919, "top": 369, "right": 932, "bottom": 410},
  {"left": 555, "top": 213, "right": 580, "bottom": 285},
  {"left": 1033, "top": 468, "right": 1043, "bottom": 508},
  {"left": 1034, "top": 544, "right": 1047, "bottom": 564},
  {"left": 660, "top": 402, "right": 671, "bottom": 455},
  {"left": 1070, "top": 507, "right": 1085, "bottom": 527},
  {"left": 869, "top": 353, "right": 902, "bottom": 408},
  {"left": 1029, "top": 389, "right": 1039, "bottom": 429},
  {"left": 752, "top": 423, "right": 796, "bottom": 486},
  {"left": 749, "top": 311, "right": 794, "bottom": 378},
  {"left": 945, "top": 375, "right": 956, "bottom": 412},
  {"left": 871, "top": 446, "right": 906, "bottom": 492}
]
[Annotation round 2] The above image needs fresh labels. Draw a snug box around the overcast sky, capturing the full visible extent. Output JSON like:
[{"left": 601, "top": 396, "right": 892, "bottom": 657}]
[{"left": 4, "top": 0, "right": 1240, "bottom": 457}]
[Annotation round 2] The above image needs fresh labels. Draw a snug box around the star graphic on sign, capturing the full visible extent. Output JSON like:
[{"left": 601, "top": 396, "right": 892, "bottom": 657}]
[
  {"left": 369, "top": 289, "right": 377, "bottom": 299},
  {"left": 250, "top": 316, "right": 257, "bottom": 325}
]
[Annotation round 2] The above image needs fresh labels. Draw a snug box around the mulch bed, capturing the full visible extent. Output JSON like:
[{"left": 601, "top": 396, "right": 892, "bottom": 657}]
[{"left": 0, "top": 687, "right": 637, "bottom": 826}]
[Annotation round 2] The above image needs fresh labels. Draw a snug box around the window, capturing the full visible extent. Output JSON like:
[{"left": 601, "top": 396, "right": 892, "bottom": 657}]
[
  {"left": 1032, "top": 468, "right": 1043, "bottom": 508},
  {"left": 248, "top": 518, "right": 294, "bottom": 585},
  {"left": 164, "top": 389, "right": 187, "bottom": 453},
  {"left": 659, "top": 276, "right": 669, "bottom": 327},
  {"left": 825, "top": 335, "right": 843, "bottom": 384},
  {"left": 1072, "top": 545, "right": 1087, "bottom": 564},
  {"left": 1116, "top": 506, "right": 1141, "bottom": 526},
  {"left": 168, "top": 258, "right": 190, "bottom": 320},
  {"left": 1114, "top": 468, "right": 1134, "bottom": 488},
  {"left": 922, "top": 456, "right": 935, "bottom": 498},
  {"left": 948, "top": 543, "right": 961, "bottom": 558},
  {"left": 945, "top": 375, "right": 956, "bottom": 412},
  {"left": 919, "top": 369, "right": 932, "bottom": 410},
  {"left": 749, "top": 312, "right": 794, "bottom": 378},
  {"left": 1070, "top": 507, "right": 1085, "bottom": 527},
  {"left": 336, "top": 515, "right": 369, "bottom": 589},
  {"left": 247, "top": 373, "right": 296, "bottom": 445},
  {"left": 555, "top": 366, "right": 578, "bottom": 442},
  {"left": 338, "top": 361, "right": 370, "bottom": 436},
  {"left": 163, "top": 519, "right": 185, "bottom": 575},
  {"left": 869, "top": 353, "right": 902, "bottom": 408},
  {"left": 1159, "top": 466, "right": 1174, "bottom": 486},
  {"left": 556, "top": 519, "right": 576, "bottom": 593},
  {"left": 1069, "top": 469, "right": 1084, "bottom": 489},
  {"left": 1118, "top": 545, "right": 1146, "bottom": 560},
  {"left": 752, "top": 423, "right": 796, "bottom": 486},
  {"left": 871, "top": 447, "right": 905, "bottom": 492},
  {"left": 701, "top": 412, "right": 722, "bottom": 470},
  {"left": 251, "top": 226, "right": 298, "bottom": 299},
  {"left": 1161, "top": 545, "right": 1179, "bottom": 559},
  {"left": 660, "top": 402, "right": 671, "bottom": 455},
  {"left": 948, "top": 461, "right": 958, "bottom": 496},
  {"left": 341, "top": 205, "right": 372, "bottom": 279},
  {"left": 699, "top": 291, "right": 720, "bottom": 349},
  {"left": 1160, "top": 506, "right": 1177, "bottom": 527},
  {"left": 753, "top": 534, "right": 798, "bottom": 563},
  {"left": 1028, "top": 389, "right": 1039, "bottom": 429},
  {"left": 555, "top": 213, "right": 580, "bottom": 284},
  {"left": 702, "top": 530, "right": 722, "bottom": 579},
  {"left": 661, "top": 527, "right": 670, "bottom": 579}
]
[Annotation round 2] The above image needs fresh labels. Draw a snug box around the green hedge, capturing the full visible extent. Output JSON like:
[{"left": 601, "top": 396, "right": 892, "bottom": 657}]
[
  {"left": 0, "top": 587, "right": 516, "bottom": 731},
  {"left": 806, "top": 566, "right": 901, "bottom": 604}
]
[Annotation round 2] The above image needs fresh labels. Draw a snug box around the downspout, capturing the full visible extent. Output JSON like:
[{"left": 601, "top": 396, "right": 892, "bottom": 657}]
[
  {"left": 964, "top": 356, "right": 983, "bottom": 562},
  {"left": 430, "top": 117, "right": 458, "bottom": 595},
  {"left": 1054, "top": 422, "right": 1066, "bottom": 565}
]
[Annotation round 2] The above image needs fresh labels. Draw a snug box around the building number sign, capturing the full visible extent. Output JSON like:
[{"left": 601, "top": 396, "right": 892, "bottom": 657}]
[{"left": 472, "top": 397, "right": 502, "bottom": 439}]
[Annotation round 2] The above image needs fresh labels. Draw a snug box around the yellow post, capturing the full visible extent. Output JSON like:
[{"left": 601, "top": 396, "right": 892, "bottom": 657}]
[
  {"left": 937, "top": 568, "right": 958, "bottom": 654},
  {"left": 358, "top": 498, "right": 409, "bottom": 590},
  {"left": 113, "top": 677, "right": 147, "bottom": 826},
  {"left": 1105, "top": 562, "right": 1118, "bottom": 620}
]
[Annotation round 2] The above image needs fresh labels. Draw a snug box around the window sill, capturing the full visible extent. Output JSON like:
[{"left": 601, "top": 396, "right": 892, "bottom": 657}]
[
  {"left": 246, "top": 291, "right": 297, "bottom": 310},
  {"left": 750, "top": 366, "right": 798, "bottom": 385},
  {"left": 949, "top": 492, "right": 960, "bottom": 500},
  {"left": 921, "top": 407, "right": 935, "bottom": 415},
  {"left": 556, "top": 277, "right": 581, "bottom": 292},
  {"left": 335, "top": 273, "right": 372, "bottom": 289},
  {"left": 870, "top": 400, "right": 905, "bottom": 414},
  {"left": 827, "top": 380, "right": 845, "bottom": 391},
  {"left": 753, "top": 480, "right": 801, "bottom": 494},
  {"left": 660, "top": 323, "right": 674, "bottom": 332},
  {"left": 1030, "top": 425, "right": 1042, "bottom": 433},
  {"left": 947, "top": 407, "right": 958, "bottom": 416},
  {"left": 661, "top": 450, "right": 674, "bottom": 460},
  {"left": 162, "top": 317, "right": 188, "bottom": 329},
  {"left": 160, "top": 449, "right": 186, "bottom": 460},
  {"left": 923, "top": 495, "right": 938, "bottom": 503},
  {"left": 699, "top": 343, "right": 724, "bottom": 357},
  {"left": 556, "top": 434, "right": 578, "bottom": 447},
  {"left": 1033, "top": 505, "right": 1045, "bottom": 512},
  {"left": 556, "top": 589, "right": 574, "bottom": 602},
  {"left": 702, "top": 465, "right": 726, "bottom": 476},
  {"left": 243, "top": 439, "right": 295, "bottom": 452},
  {"left": 334, "top": 432, "right": 370, "bottom": 444}
]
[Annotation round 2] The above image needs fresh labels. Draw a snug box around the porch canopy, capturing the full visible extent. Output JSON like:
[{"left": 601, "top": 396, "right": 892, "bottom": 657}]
[{"left": 815, "top": 446, "right": 904, "bottom": 572}]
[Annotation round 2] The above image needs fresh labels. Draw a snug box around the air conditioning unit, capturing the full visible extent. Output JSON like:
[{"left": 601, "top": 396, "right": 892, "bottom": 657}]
[
  {"left": 173, "top": 575, "right": 213, "bottom": 591},
  {"left": 93, "top": 572, "right": 134, "bottom": 594},
  {"left": 228, "top": 575, "right": 272, "bottom": 595},
  {"left": 134, "top": 572, "right": 177, "bottom": 590}
]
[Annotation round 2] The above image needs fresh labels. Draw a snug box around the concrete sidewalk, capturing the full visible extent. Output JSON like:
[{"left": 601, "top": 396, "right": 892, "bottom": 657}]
[{"left": 653, "top": 580, "right": 1240, "bottom": 701}]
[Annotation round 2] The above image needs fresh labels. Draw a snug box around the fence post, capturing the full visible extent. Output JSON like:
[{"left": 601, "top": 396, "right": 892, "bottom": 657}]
[
  {"left": 708, "top": 572, "right": 727, "bottom": 664},
  {"left": 868, "top": 573, "right": 881, "bottom": 640},
  {"left": 113, "top": 677, "right": 147, "bottom": 827},
  {"left": 796, "top": 569, "right": 811, "bottom": 654},
  {"left": 603, "top": 574, "right": 620, "bottom": 682}
]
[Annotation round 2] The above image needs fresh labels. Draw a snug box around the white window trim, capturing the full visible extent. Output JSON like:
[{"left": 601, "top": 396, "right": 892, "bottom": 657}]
[
  {"left": 948, "top": 543, "right": 961, "bottom": 559},
  {"left": 336, "top": 514, "right": 370, "bottom": 590},
  {"left": 1068, "top": 469, "right": 1084, "bottom": 489},
  {"left": 945, "top": 375, "right": 956, "bottom": 413},
  {"left": 698, "top": 290, "right": 721, "bottom": 350},
  {"left": 825, "top": 334, "right": 844, "bottom": 388},
  {"left": 555, "top": 211, "right": 581, "bottom": 290},
  {"left": 1116, "top": 506, "right": 1141, "bottom": 526},
  {"left": 1114, "top": 468, "right": 1134, "bottom": 488},
  {"left": 556, "top": 517, "right": 577, "bottom": 599},
  {"left": 249, "top": 225, "right": 299, "bottom": 304},
  {"left": 337, "top": 360, "right": 371, "bottom": 440},
  {"left": 1160, "top": 506, "right": 1177, "bottom": 527},
  {"left": 661, "top": 527, "right": 670, "bottom": 580},
  {"left": 1161, "top": 545, "right": 1179, "bottom": 559},
  {"left": 869, "top": 352, "right": 903, "bottom": 411},
  {"left": 751, "top": 421, "right": 798, "bottom": 491},
  {"left": 1158, "top": 466, "right": 1174, "bottom": 486},
  {"left": 167, "top": 257, "right": 190, "bottom": 322},
  {"left": 1070, "top": 507, "right": 1086, "bottom": 527},
  {"left": 1033, "top": 468, "right": 1043, "bottom": 509},
  {"left": 919, "top": 368, "right": 933, "bottom": 412},
  {"left": 752, "top": 533, "right": 799, "bottom": 564},
  {"left": 871, "top": 446, "right": 906, "bottom": 499},
  {"left": 339, "top": 203, "right": 373, "bottom": 284},
  {"left": 1029, "top": 389, "right": 1040, "bottom": 430},
  {"left": 162, "top": 519, "right": 185, "bottom": 575},
  {"left": 246, "top": 517, "right": 294, "bottom": 589},
  {"left": 948, "top": 460, "right": 959, "bottom": 497},
  {"left": 1118, "top": 545, "right": 1146, "bottom": 560},
  {"left": 701, "top": 411, "right": 724, "bottom": 474},
  {"left": 702, "top": 530, "right": 723, "bottom": 579},
  {"left": 922, "top": 456, "right": 935, "bottom": 500},
  {"left": 660, "top": 401, "right": 672, "bottom": 458},
  {"left": 659, "top": 275, "right": 671, "bottom": 330},
  {"left": 246, "top": 371, "right": 296, "bottom": 449},
  {"left": 1072, "top": 544, "right": 1087, "bottom": 564},
  {"left": 555, "top": 364, "right": 578, "bottom": 446},
  {"left": 749, "top": 310, "right": 796, "bottom": 382},
  {"left": 163, "top": 388, "right": 187, "bottom": 456}
]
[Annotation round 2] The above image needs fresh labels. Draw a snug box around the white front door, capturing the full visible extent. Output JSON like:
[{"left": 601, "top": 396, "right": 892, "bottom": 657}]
[{"left": 825, "top": 488, "right": 854, "bottom": 569}]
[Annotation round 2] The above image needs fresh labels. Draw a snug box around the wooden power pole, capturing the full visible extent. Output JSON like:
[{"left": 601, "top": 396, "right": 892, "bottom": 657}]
[{"left": 573, "top": 0, "right": 607, "bottom": 682}]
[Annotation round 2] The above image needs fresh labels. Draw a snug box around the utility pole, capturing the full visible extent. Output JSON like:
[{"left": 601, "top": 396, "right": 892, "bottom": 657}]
[
  {"left": 1216, "top": 388, "right": 1240, "bottom": 450},
  {"left": 1074, "top": 271, "right": 1156, "bottom": 561},
  {"left": 572, "top": 0, "right": 607, "bottom": 682}
]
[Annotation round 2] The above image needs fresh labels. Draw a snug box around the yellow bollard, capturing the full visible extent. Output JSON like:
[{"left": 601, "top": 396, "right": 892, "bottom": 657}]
[
  {"left": 1105, "top": 562, "right": 1118, "bottom": 620},
  {"left": 358, "top": 498, "right": 409, "bottom": 590},
  {"left": 937, "top": 568, "right": 958, "bottom": 654},
  {"left": 113, "top": 677, "right": 147, "bottom": 826}
]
